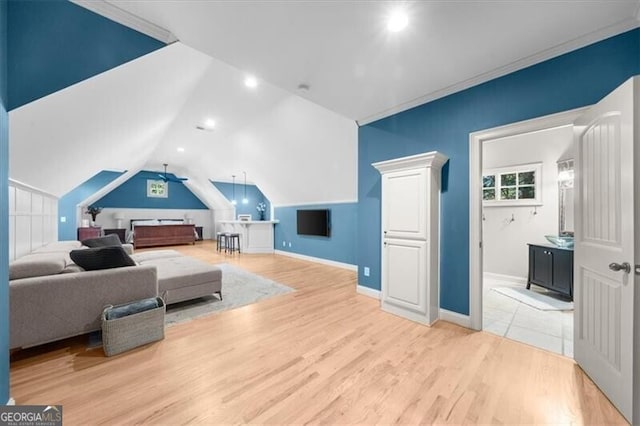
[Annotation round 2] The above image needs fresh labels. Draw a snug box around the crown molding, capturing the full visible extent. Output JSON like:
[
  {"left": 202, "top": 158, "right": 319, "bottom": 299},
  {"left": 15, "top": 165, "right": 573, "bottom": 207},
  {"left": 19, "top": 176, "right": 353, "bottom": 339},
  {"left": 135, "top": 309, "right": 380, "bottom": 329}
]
[
  {"left": 72, "top": 0, "right": 177, "bottom": 44},
  {"left": 358, "top": 17, "right": 640, "bottom": 126}
]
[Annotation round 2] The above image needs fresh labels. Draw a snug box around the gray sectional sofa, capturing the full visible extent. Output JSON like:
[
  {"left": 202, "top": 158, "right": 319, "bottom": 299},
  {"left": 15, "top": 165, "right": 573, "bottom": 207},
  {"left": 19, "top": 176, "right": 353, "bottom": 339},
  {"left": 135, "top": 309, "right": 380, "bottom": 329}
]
[{"left": 9, "top": 241, "right": 222, "bottom": 349}]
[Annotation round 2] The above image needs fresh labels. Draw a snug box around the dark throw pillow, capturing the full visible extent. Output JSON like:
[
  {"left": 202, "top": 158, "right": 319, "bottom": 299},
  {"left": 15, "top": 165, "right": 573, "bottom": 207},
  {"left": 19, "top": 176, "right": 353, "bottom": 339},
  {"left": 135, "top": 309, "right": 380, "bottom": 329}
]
[
  {"left": 70, "top": 246, "right": 136, "bottom": 271},
  {"left": 81, "top": 234, "right": 122, "bottom": 248}
]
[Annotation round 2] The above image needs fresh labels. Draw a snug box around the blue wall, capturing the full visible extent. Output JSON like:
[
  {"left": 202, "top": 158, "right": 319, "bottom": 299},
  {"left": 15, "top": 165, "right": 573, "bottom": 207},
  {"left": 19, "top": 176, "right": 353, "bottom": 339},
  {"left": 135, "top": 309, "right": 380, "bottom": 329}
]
[
  {"left": 358, "top": 28, "right": 640, "bottom": 315},
  {"left": 95, "top": 170, "right": 208, "bottom": 210},
  {"left": 0, "top": 0, "right": 8, "bottom": 405},
  {"left": 58, "top": 170, "right": 124, "bottom": 240},
  {"left": 7, "top": 0, "right": 164, "bottom": 110},
  {"left": 275, "top": 203, "right": 357, "bottom": 266},
  {"left": 211, "top": 181, "right": 270, "bottom": 220}
]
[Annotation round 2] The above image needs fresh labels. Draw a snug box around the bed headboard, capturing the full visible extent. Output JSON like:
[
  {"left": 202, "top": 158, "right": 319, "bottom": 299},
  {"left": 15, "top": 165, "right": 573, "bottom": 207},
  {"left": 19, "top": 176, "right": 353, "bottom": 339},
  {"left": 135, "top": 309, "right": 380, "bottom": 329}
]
[{"left": 130, "top": 219, "right": 184, "bottom": 230}]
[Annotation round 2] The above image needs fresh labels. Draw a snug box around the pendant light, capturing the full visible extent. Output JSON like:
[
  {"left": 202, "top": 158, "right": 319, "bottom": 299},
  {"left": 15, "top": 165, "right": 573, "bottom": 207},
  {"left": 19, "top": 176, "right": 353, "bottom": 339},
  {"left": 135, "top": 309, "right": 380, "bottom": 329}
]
[
  {"left": 231, "top": 175, "right": 237, "bottom": 205},
  {"left": 242, "top": 171, "right": 248, "bottom": 204}
]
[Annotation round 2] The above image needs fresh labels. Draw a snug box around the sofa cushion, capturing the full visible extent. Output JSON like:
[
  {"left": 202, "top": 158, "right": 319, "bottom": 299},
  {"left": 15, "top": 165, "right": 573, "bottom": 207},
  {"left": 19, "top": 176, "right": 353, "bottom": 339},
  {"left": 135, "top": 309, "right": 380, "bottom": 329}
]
[
  {"left": 142, "top": 257, "right": 222, "bottom": 292},
  {"left": 131, "top": 250, "right": 182, "bottom": 263},
  {"left": 9, "top": 253, "right": 67, "bottom": 280},
  {"left": 31, "top": 240, "right": 83, "bottom": 253},
  {"left": 81, "top": 234, "right": 122, "bottom": 248},
  {"left": 70, "top": 246, "right": 136, "bottom": 271}
]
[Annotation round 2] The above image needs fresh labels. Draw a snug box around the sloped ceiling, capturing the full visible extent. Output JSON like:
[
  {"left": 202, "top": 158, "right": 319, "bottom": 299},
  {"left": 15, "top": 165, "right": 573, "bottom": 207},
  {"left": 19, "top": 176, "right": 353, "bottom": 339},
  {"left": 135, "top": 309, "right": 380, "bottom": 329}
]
[
  {"left": 9, "top": 43, "right": 211, "bottom": 196},
  {"left": 108, "top": 0, "right": 640, "bottom": 123},
  {"left": 9, "top": 41, "right": 358, "bottom": 207}
]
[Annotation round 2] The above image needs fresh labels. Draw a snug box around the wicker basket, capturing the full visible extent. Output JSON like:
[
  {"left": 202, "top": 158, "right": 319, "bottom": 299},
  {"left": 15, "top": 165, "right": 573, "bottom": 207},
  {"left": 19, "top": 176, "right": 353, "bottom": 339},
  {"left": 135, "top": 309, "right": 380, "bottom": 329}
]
[{"left": 101, "top": 297, "right": 165, "bottom": 356}]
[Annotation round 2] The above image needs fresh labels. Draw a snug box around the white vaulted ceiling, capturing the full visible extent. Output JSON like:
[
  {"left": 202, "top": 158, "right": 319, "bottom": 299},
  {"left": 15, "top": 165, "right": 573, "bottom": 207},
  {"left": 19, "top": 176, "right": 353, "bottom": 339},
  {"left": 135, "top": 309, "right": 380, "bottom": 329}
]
[
  {"left": 9, "top": 40, "right": 358, "bottom": 206},
  {"left": 9, "top": 1, "right": 640, "bottom": 208},
  {"left": 108, "top": 0, "right": 640, "bottom": 123}
]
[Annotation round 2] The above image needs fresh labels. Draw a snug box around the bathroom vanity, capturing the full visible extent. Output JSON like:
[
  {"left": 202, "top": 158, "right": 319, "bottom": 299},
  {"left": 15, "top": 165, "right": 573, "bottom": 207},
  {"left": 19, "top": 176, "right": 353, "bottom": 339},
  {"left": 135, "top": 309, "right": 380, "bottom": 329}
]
[{"left": 527, "top": 243, "right": 574, "bottom": 300}]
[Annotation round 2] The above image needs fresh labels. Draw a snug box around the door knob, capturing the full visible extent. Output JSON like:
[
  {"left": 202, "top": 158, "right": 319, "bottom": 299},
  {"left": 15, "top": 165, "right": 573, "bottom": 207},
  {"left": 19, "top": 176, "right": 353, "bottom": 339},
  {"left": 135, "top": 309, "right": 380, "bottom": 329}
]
[{"left": 609, "top": 262, "right": 631, "bottom": 273}]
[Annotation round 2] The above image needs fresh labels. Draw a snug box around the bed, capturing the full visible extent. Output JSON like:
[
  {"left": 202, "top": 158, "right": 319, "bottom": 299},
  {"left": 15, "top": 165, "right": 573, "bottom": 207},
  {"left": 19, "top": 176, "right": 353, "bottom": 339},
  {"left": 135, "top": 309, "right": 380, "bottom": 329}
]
[{"left": 130, "top": 219, "right": 197, "bottom": 249}]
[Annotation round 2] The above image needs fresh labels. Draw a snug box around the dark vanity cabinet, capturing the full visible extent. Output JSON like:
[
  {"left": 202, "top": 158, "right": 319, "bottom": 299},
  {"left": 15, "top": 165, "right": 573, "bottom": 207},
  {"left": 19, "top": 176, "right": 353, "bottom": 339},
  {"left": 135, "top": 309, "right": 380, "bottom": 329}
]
[{"left": 527, "top": 244, "right": 574, "bottom": 300}]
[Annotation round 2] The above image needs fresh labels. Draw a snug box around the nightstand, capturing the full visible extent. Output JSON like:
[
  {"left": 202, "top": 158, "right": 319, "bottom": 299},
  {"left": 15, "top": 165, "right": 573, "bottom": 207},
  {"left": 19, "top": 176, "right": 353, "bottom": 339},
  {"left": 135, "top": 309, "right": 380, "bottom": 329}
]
[{"left": 78, "top": 227, "right": 102, "bottom": 240}]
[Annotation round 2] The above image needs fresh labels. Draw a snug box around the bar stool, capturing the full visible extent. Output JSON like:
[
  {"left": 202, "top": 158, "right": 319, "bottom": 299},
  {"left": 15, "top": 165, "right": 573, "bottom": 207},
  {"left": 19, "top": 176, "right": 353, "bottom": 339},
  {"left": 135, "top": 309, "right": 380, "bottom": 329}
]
[
  {"left": 216, "top": 232, "right": 227, "bottom": 252},
  {"left": 225, "top": 233, "right": 241, "bottom": 254}
]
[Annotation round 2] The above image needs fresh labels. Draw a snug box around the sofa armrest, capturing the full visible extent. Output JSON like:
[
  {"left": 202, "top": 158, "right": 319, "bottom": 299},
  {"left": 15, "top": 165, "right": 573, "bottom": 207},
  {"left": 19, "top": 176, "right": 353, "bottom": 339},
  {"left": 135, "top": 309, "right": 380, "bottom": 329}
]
[
  {"left": 10, "top": 265, "right": 158, "bottom": 349},
  {"left": 122, "top": 244, "right": 134, "bottom": 255}
]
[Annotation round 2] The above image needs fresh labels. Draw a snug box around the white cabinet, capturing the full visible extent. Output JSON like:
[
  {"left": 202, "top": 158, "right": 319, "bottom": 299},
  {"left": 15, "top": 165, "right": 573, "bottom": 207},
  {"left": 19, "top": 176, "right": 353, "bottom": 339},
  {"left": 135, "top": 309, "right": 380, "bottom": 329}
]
[
  {"left": 373, "top": 151, "right": 447, "bottom": 325},
  {"left": 383, "top": 169, "right": 427, "bottom": 240}
]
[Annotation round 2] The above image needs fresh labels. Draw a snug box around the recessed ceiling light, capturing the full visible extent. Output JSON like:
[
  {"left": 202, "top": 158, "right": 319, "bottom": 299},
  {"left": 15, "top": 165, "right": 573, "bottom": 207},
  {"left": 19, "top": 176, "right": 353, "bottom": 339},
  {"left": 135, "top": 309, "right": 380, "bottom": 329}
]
[
  {"left": 244, "top": 75, "right": 258, "bottom": 89},
  {"left": 387, "top": 9, "right": 408, "bottom": 32},
  {"left": 196, "top": 118, "right": 216, "bottom": 131},
  {"left": 177, "top": 147, "right": 185, "bottom": 153}
]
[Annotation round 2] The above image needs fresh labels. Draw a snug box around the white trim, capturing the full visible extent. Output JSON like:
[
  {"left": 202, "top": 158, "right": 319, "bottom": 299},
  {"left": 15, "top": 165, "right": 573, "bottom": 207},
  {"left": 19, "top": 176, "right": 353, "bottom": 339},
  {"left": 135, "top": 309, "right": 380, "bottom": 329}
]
[
  {"left": 272, "top": 199, "right": 357, "bottom": 208},
  {"left": 483, "top": 272, "right": 528, "bottom": 286},
  {"left": 274, "top": 250, "right": 357, "bottom": 271},
  {"left": 439, "top": 309, "right": 472, "bottom": 329},
  {"left": 356, "top": 285, "right": 381, "bottom": 300},
  {"left": 372, "top": 151, "right": 448, "bottom": 174},
  {"left": 6, "top": 398, "right": 15, "bottom": 406},
  {"left": 468, "top": 106, "right": 589, "bottom": 331},
  {"left": 71, "top": 0, "right": 177, "bottom": 43},
  {"left": 8, "top": 179, "right": 58, "bottom": 199},
  {"left": 357, "top": 19, "right": 638, "bottom": 126}
]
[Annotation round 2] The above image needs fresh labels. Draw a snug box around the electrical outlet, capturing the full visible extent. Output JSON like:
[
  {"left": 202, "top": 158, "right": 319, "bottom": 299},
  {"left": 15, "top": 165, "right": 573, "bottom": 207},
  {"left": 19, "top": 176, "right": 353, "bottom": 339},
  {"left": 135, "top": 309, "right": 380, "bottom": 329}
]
[
  {"left": 60, "top": 216, "right": 66, "bottom": 223},
  {"left": 282, "top": 241, "right": 286, "bottom": 247},
  {"left": 288, "top": 242, "right": 292, "bottom": 247},
  {"left": 364, "top": 267, "right": 370, "bottom": 277}
]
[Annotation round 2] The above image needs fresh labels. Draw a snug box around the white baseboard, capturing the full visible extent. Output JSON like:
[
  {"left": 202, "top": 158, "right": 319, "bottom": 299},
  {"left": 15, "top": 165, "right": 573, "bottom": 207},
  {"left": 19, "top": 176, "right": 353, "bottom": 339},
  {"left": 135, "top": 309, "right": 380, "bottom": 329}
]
[
  {"left": 274, "top": 250, "right": 357, "bottom": 271},
  {"left": 356, "top": 285, "right": 381, "bottom": 300},
  {"left": 439, "top": 309, "right": 472, "bottom": 329},
  {"left": 6, "top": 398, "right": 15, "bottom": 405},
  {"left": 483, "top": 272, "right": 527, "bottom": 286}
]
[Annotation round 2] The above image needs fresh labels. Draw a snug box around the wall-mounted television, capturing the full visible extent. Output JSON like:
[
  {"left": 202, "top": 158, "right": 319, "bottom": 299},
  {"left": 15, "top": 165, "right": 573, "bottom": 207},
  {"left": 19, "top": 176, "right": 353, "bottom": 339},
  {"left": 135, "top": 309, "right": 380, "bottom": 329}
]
[{"left": 297, "top": 209, "right": 330, "bottom": 237}]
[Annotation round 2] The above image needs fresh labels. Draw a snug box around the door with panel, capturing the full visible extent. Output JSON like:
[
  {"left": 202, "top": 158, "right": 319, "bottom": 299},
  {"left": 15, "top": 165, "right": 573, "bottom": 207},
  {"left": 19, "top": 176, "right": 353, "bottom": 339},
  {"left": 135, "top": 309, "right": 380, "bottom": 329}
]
[
  {"left": 573, "top": 76, "right": 637, "bottom": 423},
  {"left": 373, "top": 151, "right": 447, "bottom": 326}
]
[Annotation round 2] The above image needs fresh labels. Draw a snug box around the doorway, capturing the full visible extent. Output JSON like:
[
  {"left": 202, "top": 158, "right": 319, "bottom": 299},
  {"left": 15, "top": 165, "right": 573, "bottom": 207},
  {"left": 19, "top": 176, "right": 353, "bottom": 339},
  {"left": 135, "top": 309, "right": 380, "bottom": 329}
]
[
  {"left": 468, "top": 107, "right": 588, "bottom": 335},
  {"left": 480, "top": 125, "right": 574, "bottom": 356}
]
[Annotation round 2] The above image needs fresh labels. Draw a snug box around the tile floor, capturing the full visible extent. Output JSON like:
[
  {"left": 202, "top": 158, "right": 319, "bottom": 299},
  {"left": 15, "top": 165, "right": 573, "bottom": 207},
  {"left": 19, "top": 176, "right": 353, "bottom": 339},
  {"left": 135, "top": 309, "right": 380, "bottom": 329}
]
[{"left": 483, "top": 277, "right": 573, "bottom": 357}]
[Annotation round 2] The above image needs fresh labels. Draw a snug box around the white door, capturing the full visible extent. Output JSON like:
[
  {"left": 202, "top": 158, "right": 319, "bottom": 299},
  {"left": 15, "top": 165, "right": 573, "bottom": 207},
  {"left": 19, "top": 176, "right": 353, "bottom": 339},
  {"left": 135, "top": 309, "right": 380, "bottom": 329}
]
[
  {"left": 381, "top": 238, "right": 429, "bottom": 323},
  {"left": 382, "top": 169, "right": 427, "bottom": 240},
  {"left": 574, "top": 77, "right": 636, "bottom": 422}
]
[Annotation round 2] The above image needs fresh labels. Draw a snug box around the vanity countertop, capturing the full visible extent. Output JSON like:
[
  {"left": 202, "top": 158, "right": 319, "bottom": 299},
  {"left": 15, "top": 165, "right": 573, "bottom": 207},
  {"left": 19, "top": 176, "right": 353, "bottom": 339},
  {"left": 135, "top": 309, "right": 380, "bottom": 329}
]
[{"left": 527, "top": 242, "right": 573, "bottom": 251}]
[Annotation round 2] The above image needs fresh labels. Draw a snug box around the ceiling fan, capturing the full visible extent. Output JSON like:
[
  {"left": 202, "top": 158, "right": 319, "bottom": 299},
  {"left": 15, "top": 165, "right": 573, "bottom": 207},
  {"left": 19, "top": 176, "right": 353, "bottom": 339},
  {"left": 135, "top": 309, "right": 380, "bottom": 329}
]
[{"left": 158, "top": 163, "right": 188, "bottom": 183}]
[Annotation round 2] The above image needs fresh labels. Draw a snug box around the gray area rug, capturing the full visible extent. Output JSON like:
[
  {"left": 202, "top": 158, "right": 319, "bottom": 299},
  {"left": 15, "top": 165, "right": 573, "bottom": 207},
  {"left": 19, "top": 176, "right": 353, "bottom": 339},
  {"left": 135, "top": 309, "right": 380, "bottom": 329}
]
[{"left": 164, "top": 263, "right": 294, "bottom": 326}]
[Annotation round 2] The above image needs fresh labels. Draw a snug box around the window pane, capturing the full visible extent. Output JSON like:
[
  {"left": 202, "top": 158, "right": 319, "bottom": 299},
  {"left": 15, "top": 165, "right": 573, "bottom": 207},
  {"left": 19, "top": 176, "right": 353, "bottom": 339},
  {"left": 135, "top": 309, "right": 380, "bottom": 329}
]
[
  {"left": 501, "top": 173, "right": 517, "bottom": 186},
  {"left": 519, "top": 186, "right": 535, "bottom": 199},
  {"left": 519, "top": 171, "right": 535, "bottom": 185},
  {"left": 501, "top": 188, "right": 516, "bottom": 200},
  {"left": 483, "top": 189, "right": 495, "bottom": 200},
  {"left": 483, "top": 175, "right": 495, "bottom": 188}
]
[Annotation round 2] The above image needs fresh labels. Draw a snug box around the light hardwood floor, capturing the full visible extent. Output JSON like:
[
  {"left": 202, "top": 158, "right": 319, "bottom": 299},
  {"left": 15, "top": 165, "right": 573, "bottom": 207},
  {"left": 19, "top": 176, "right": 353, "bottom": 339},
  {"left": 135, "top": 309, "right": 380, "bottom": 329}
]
[{"left": 10, "top": 241, "right": 627, "bottom": 424}]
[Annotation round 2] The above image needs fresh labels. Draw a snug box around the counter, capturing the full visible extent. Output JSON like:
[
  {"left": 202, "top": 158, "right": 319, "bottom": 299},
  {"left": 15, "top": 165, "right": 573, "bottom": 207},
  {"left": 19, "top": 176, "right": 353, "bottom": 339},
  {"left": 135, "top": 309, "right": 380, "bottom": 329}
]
[{"left": 217, "top": 220, "right": 279, "bottom": 254}]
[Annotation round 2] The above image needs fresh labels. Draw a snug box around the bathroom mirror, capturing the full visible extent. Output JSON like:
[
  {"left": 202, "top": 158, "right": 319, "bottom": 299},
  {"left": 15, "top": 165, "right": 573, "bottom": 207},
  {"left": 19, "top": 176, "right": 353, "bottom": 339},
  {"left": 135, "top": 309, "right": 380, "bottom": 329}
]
[{"left": 558, "top": 159, "right": 574, "bottom": 236}]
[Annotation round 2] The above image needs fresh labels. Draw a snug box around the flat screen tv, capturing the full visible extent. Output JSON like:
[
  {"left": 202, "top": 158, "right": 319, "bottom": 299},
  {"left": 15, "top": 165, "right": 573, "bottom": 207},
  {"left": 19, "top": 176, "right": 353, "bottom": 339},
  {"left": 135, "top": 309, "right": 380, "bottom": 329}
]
[{"left": 297, "top": 209, "right": 330, "bottom": 237}]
